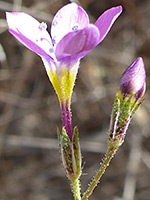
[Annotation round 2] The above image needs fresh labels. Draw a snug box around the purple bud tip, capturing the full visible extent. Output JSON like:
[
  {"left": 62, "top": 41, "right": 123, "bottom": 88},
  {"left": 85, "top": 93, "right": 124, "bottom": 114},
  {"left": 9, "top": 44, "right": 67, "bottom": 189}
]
[{"left": 119, "top": 57, "right": 146, "bottom": 99}]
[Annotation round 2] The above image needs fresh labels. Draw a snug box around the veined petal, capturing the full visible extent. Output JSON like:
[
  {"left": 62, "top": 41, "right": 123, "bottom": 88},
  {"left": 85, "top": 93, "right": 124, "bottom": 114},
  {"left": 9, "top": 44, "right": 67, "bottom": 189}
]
[
  {"left": 6, "top": 12, "right": 53, "bottom": 58},
  {"left": 51, "top": 2, "right": 89, "bottom": 45},
  {"left": 119, "top": 57, "right": 146, "bottom": 99},
  {"left": 95, "top": 6, "right": 122, "bottom": 43},
  {"left": 55, "top": 24, "right": 100, "bottom": 61}
]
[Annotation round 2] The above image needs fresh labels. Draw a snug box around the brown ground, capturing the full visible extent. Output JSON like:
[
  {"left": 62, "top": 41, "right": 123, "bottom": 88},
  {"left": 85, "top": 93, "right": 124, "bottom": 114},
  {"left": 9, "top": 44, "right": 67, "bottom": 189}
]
[{"left": 0, "top": 0, "right": 150, "bottom": 200}]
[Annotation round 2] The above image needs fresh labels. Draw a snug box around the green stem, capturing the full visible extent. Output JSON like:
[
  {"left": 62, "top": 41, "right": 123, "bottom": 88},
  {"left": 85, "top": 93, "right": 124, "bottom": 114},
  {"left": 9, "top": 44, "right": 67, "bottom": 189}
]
[
  {"left": 82, "top": 146, "right": 118, "bottom": 200},
  {"left": 71, "top": 178, "right": 81, "bottom": 200}
]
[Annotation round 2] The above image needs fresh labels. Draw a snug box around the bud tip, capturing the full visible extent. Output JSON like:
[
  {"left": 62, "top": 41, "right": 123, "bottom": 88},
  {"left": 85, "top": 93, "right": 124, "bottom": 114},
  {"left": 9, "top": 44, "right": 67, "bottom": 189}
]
[{"left": 119, "top": 57, "right": 146, "bottom": 99}]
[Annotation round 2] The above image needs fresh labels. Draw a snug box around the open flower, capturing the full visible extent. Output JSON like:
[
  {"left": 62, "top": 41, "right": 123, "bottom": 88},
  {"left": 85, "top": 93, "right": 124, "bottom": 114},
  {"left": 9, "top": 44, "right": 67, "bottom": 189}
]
[
  {"left": 6, "top": 3, "right": 122, "bottom": 103},
  {"left": 6, "top": 2, "right": 122, "bottom": 140}
]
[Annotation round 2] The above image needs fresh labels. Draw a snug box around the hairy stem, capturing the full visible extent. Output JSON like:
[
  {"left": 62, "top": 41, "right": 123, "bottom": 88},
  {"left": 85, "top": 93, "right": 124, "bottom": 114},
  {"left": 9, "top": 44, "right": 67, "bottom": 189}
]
[
  {"left": 61, "top": 102, "right": 73, "bottom": 141},
  {"left": 72, "top": 178, "right": 81, "bottom": 200},
  {"left": 82, "top": 146, "right": 118, "bottom": 200}
]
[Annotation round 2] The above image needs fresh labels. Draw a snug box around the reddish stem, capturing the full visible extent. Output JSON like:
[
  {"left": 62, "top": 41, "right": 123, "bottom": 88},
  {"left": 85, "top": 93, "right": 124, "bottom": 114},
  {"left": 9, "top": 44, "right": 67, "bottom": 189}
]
[{"left": 61, "top": 102, "right": 73, "bottom": 141}]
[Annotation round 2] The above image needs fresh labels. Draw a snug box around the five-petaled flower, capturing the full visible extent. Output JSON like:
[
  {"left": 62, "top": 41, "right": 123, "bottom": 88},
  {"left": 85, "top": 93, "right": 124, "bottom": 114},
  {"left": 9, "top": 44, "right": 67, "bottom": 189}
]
[{"left": 6, "top": 2, "right": 122, "bottom": 140}]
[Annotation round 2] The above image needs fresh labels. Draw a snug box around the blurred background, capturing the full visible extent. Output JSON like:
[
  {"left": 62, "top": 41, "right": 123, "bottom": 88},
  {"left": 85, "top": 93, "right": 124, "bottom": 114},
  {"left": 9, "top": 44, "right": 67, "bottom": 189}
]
[{"left": 0, "top": 0, "right": 150, "bottom": 199}]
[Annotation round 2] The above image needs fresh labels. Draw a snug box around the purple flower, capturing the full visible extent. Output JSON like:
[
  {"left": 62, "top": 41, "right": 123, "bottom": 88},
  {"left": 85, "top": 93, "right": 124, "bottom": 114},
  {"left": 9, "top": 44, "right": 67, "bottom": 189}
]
[
  {"left": 6, "top": 3, "right": 122, "bottom": 141},
  {"left": 6, "top": 2, "right": 122, "bottom": 70},
  {"left": 119, "top": 57, "right": 146, "bottom": 99}
]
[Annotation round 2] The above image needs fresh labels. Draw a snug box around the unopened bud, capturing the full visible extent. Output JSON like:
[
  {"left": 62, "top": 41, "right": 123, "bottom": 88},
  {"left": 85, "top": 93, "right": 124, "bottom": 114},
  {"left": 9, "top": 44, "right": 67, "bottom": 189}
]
[
  {"left": 108, "top": 57, "right": 146, "bottom": 148},
  {"left": 119, "top": 57, "right": 146, "bottom": 99}
]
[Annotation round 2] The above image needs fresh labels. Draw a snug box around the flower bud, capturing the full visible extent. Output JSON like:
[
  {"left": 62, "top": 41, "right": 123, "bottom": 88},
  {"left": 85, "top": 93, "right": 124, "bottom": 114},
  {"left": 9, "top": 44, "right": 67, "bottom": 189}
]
[
  {"left": 108, "top": 57, "right": 146, "bottom": 148},
  {"left": 119, "top": 57, "right": 146, "bottom": 99}
]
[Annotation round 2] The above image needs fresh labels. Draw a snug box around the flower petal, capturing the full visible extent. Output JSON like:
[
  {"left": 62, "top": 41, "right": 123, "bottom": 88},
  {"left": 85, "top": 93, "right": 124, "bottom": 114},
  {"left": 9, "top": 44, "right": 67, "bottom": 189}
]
[
  {"left": 6, "top": 12, "right": 53, "bottom": 58},
  {"left": 95, "top": 6, "right": 122, "bottom": 43},
  {"left": 55, "top": 24, "right": 100, "bottom": 61},
  {"left": 51, "top": 2, "right": 89, "bottom": 45}
]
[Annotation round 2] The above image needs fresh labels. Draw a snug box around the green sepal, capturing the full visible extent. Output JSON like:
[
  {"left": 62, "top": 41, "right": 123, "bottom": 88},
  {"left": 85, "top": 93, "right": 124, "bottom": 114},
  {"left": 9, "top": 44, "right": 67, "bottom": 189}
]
[
  {"left": 61, "top": 127, "right": 74, "bottom": 178},
  {"left": 108, "top": 90, "right": 144, "bottom": 148},
  {"left": 73, "top": 126, "right": 82, "bottom": 179},
  {"left": 59, "top": 127, "right": 82, "bottom": 181},
  {"left": 130, "top": 98, "right": 144, "bottom": 118}
]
